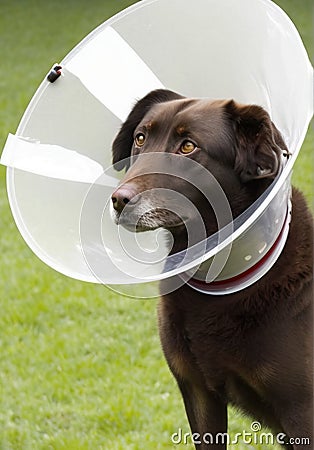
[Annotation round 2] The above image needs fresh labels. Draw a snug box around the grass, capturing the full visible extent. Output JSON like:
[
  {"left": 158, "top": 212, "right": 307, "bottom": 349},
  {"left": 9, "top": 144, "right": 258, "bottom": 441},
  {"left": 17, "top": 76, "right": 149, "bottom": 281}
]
[{"left": 0, "top": 1, "right": 313, "bottom": 449}]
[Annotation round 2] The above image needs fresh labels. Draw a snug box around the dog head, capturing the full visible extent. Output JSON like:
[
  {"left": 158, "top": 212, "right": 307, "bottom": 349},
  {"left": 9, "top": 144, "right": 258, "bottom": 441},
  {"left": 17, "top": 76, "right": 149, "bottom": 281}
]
[{"left": 111, "top": 89, "right": 287, "bottom": 241}]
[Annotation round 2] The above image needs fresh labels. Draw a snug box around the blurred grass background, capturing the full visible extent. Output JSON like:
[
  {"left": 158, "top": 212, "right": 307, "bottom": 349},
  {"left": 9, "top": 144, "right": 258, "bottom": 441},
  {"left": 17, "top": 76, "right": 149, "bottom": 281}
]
[{"left": 0, "top": 1, "right": 312, "bottom": 449}]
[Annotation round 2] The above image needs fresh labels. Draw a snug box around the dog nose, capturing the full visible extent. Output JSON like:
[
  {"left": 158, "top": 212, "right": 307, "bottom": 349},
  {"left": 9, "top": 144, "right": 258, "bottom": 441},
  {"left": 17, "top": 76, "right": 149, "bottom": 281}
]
[{"left": 111, "top": 184, "right": 139, "bottom": 213}]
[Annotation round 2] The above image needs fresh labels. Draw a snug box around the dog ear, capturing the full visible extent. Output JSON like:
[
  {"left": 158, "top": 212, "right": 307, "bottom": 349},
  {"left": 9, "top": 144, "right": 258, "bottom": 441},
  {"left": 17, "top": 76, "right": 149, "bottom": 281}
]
[
  {"left": 226, "top": 100, "right": 288, "bottom": 182},
  {"left": 112, "top": 89, "right": 184, "bottom": 171}
]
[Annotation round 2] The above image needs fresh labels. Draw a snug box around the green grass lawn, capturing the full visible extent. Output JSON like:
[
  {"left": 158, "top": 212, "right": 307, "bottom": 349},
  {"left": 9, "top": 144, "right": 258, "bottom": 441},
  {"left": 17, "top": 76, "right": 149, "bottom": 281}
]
[{"left": 0, "top": 1, "right": 312, "bottom": 449}]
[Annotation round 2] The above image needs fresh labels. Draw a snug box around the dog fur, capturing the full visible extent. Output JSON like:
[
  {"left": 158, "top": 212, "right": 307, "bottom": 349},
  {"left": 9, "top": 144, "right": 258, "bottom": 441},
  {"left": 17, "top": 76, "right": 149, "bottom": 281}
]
[{"left": 111, "top": 89, "right": 313, "bottom": 449}]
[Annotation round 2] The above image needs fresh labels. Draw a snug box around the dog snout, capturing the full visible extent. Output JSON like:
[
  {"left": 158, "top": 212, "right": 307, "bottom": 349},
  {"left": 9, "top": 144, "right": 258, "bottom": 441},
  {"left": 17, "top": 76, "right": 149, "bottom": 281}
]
[{"left": 111, "top": 184, "right": 140, "bottom": 213}]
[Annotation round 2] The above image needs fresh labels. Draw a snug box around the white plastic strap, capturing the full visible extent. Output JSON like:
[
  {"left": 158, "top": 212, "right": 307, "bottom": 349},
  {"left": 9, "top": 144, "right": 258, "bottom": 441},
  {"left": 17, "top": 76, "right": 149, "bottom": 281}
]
[
  {"left": 65, "top": 26, "right": 165, "bottom": 121},
  {"left": 0, "top": 133, "right": 118, "bottom": 185}
]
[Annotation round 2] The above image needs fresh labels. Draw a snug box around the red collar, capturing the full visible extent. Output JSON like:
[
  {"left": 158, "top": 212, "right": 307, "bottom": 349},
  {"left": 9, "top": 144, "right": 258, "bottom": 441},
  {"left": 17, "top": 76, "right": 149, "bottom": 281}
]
[{"left": 187, "top": 206, "right": 290, "bottom": 295}]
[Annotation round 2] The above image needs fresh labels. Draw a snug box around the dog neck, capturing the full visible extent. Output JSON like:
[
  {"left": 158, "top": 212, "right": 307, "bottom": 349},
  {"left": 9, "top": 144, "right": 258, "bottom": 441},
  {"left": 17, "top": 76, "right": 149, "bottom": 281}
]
[{"left": 185, "top": 201, "right": 291, "bottom": 295}]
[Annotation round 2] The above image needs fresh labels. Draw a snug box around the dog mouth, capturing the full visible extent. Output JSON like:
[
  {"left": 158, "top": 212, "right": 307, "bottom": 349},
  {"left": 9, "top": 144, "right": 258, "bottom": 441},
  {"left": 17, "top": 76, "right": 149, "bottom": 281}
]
[{"left": 112, "top": 206, "right": 187, "bottom": 232}]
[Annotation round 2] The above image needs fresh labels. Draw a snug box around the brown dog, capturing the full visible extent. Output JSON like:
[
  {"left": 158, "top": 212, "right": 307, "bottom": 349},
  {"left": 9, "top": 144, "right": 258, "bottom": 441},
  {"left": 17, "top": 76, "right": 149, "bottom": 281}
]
[{"left": 111, "top": 89, "right": 313, "bottom": 449}]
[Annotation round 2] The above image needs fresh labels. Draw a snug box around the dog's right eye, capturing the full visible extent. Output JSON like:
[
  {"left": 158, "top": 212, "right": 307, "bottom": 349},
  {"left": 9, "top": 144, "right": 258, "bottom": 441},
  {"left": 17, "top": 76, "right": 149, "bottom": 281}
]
[
  {"left": 180, "top": 140, "right": 197, "bottom": 154},
  {"left": 134, "top": 133, "right": 146, "bottom": 147}
]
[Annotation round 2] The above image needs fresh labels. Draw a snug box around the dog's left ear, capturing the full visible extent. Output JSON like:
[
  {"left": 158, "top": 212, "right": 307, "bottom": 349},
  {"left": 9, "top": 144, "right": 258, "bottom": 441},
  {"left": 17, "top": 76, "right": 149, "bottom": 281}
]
[{"left": 225, "top": 100, "right": 288, "bottom": 182}]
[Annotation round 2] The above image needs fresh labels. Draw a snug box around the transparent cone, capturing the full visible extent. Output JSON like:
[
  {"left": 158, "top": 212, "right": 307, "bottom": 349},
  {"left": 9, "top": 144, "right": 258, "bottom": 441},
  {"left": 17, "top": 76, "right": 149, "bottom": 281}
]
[{"left": 1, "top": 0, "right": 312, "bottom": 296}]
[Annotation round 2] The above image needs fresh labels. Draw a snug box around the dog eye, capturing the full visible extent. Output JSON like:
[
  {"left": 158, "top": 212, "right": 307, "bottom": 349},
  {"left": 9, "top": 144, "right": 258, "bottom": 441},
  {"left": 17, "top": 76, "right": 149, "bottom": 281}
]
[
  {"left": 180, "top": 140, "right": 196, "bottom": 154},
  {"left": 134, "top": 133, "right": 146, "bottom": 147}
]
